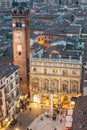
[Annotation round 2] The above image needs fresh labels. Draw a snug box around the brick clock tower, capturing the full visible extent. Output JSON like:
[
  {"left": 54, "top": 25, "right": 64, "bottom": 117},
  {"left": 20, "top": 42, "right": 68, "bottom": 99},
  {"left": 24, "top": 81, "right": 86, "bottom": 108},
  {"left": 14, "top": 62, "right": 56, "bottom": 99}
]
[{"left": 12, "top": 2, "right": 30, "bottom": 95}]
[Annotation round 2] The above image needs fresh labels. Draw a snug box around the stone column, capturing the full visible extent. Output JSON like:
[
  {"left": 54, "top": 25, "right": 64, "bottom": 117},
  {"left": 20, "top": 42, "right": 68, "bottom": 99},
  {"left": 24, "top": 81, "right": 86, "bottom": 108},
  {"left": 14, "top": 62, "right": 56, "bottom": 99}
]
[
  {"left": 50, "top": 93, "right": 53, "bottom": 112},
  {"left": 68, "top": 80, "right": 71, "bottom": 93},
  {"left": 58, "top": 79, "right": 61, "bottom": 92}
]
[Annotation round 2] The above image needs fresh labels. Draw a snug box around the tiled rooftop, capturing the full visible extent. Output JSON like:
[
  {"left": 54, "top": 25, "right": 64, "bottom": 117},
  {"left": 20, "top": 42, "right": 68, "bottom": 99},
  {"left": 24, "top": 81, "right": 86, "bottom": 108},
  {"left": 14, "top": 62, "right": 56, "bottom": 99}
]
[{"left": 0, "top": 64, "right": 18, "bottom": 79}]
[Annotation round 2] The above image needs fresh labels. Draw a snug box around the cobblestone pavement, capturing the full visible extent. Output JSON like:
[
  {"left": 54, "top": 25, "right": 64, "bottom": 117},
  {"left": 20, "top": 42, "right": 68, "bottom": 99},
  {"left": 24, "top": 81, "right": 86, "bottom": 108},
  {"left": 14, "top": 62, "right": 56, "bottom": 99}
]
[
  {"left": 28, "top": 112, "right": 66, "bottom": 130},
  {"left": 1, "top": 104, "right": 67, "bottom": 130},
  {"left": 5, "top": 103, "right": 42, "bottom": 130}
]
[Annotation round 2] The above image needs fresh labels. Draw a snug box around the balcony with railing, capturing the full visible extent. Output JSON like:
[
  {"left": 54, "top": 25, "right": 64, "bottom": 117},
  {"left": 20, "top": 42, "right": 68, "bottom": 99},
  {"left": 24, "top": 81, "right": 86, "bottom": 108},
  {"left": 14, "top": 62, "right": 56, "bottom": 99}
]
[{"left": 30, "top": 57, "right": 82, "bottom": 65}]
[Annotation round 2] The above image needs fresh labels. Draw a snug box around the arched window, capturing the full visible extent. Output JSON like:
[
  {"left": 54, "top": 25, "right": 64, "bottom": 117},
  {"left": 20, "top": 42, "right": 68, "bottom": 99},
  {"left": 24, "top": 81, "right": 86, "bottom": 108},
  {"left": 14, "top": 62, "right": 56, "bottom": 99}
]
[
  {"left": 61, "top": 81, "right": 68, "bottom": 92},
  {"left": 62, "top": 70, "right": 68, "bottom": 76},
  {"left": 71, "top": 81, "right": 78, "bottom": 93},
  {"left": 62, "top": 84, "right": 68, "bottom": 92},
  {"left": 43, "top": 79, "right": 49, "bottom": 91},
  {"left": 0, "top": 91, "right": 2, "bottom": 97},
  {"left": 16, "top": 22, "right": 22, "bottom": 28},
  {"left": 33, "top": 68, "right": 37, "bottom": 72},
  {"left": 32, "top": 78, "right": 39, "bottom": 91},
  {"left": 51, "top": 79, "right": 58, "bottom": 91}
]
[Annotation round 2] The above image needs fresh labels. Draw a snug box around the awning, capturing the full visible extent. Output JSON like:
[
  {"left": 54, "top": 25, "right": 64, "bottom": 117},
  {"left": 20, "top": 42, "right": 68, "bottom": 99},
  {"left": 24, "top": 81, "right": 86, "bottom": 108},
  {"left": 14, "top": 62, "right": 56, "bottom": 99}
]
[
  {"left": 65, "top": 121, "right": 72, "bottom": 127},
  {"left": 67, "top": 109, "right": 73, "bottom": 116},
  {"left": 66, "top": 116, "right": 73, "bottom": 122}
]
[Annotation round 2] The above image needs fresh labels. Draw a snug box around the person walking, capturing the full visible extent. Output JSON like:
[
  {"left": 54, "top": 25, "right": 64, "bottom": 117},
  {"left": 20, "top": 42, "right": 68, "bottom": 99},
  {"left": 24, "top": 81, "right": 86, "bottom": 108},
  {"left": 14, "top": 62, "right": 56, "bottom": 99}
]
[
  {"left": 60, "top": 118, "right": 62, "bottom": 123},
  {"left": 29, "top": 107, "right": 31, "bottom": 111},
  {"left": 18, "top": 121, "right": 22, "bottom": 125}
]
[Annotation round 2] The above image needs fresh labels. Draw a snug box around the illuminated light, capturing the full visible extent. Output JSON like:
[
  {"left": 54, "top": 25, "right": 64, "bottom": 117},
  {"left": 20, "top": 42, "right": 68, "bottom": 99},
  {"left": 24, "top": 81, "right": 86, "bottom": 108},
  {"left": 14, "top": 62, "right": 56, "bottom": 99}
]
[
  {"left": 15, "top": 128, "right": 20, "bottom": 130},
  {"left": 33, "top": 95, "right": 38, "bottom": 102},
  {"left": 7, "top": 121, "right": 10, "bottom": 125},
  {"left": 33, "top": 94, "right": 40, "bottom": 103},
  {"left": 12, "top": 24, "right": 16, "bottom": 27},
  {"left": 19, "top": 94, "right": 28, "bottom": 99},
  {"left": 16, "top": 30, "right": 21, "bottom": 33},
  {"left": 37, "top": 98, "right": 40, "bottom": 104},
  {"left": 22, "top": 24, "right": 25, "bottom": 27},
  {"left": 19, "top": 96, "right": 23, "bottom": 99},
  {"left": 5, "top": 118, "right": 8, "bottom": 122},
  {"left": 38, "top": 39, "right": 44, "bottom": 44},
  {"left": 77, "top": 93, "right": 82, "bottom": 97},
  {"left": 70, "top": 101, "right": 75, "bottom": 109},
  {"left": 71, "top": 101, "right": 75, "bottom": 105}
]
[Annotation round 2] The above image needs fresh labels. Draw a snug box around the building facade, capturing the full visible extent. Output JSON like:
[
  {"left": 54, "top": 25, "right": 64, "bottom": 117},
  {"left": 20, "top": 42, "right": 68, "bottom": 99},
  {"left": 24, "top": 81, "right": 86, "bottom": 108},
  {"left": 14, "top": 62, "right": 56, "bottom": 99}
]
[
  {"left": 12, "top": 3, "right": 30, "bottom": 94},
  {"left": 0, "top": 64, "right": 20, "bottom": 128},
  {"left": 79, "top": 0, "right": 87, "bottom": 3},
  {"left": 0, "top": 0, "right": 12, "bottom": 8},
  {"left": 30, "top": 57, "right": 82, "bottom": 109}
]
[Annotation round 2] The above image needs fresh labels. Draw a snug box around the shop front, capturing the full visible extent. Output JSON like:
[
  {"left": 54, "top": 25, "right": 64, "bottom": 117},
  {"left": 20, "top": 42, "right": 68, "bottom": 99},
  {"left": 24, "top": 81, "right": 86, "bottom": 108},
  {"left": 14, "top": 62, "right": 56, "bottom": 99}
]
[
  {"left": 0, "top": 116, "right": 11, "bottom": 128},
  {"left": 53, "top": 94, "right": 59, "bottom": 109},
  {"left": 33, "top": 94, "right": 40, "bottom": 104},
  {"left": 61, "top": 95, "right": 69, "bottom": 108},
  {"left": 42, "top": 93, "right": 49, "bottom": 105},
  {"left": 70, "top": 97, "right": 77, "bottom": 109}
]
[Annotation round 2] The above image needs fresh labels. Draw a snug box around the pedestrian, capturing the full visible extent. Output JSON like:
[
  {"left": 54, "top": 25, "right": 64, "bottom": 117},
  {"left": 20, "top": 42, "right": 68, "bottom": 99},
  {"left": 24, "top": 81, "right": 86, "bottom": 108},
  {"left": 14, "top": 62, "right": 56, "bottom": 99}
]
[
  {"left": 27, "top": 128, "right": 29, "bottom": 130},
  {"left": 60, "top": 118, "right": 62, "bottom": 123},
  {"left": 18, "top": 121, "right": 22, "bottom": 125},
  {"left": 40, "top": 116, "right": 43, "bottom": 121},
  {"left": 57, "top": 109, "right": 59, "bottom": 114},
  {"left": 29, "top": 107, "right": 31, "bottom": 111}
]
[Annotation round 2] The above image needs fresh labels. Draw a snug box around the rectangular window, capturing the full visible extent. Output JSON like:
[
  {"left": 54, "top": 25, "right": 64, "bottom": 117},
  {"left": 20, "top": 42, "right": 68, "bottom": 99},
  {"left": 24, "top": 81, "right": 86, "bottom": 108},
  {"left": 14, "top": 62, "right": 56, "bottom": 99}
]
[
  {"left": 7, "top": 80, "right": 8, "bottom": 83},
  {"left": 0, "top": 113, "right": 3, "bottom": 118},
  {"left": 0, "top": 99, "right": 3, "bottom": 105},
  {"left": 44, "top": 69, "right": 47, "bottom": 74},
  {"left": 15, "top": 72, "right": 18, "bottom": 76},
  {"left": 10, "top": 83, "right": 13, "bottom": 90},
  {"left": 16, "top": 79, "right": 19, "bottom": 85},
  {"left": 20, "top": 77, "right": 22, "bottom": 81},
  {"left": 12, "top": 93, "right": 14, "bottom": 99},
  {"left": 10, "top": 76, "right": 13, "bottom": 80},
  {"left": 62, "top": 84, "right": 68, "bottom": 92},
  {"left": 0, "top": 91, "right": 2, "bottom": 97},
  {"left": 4, "top": 87, "right": 9, "bottom": 94},
  {"left": 18, "top": 52, "right": 21, "bottom": 55}
]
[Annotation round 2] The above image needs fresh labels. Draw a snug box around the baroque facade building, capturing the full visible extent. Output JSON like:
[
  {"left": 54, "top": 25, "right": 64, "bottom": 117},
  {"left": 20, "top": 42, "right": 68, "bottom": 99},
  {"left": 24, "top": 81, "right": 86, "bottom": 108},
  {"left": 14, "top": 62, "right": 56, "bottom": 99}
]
[{"left": 30, "top": 56, "right": 82, "bottom": 108}]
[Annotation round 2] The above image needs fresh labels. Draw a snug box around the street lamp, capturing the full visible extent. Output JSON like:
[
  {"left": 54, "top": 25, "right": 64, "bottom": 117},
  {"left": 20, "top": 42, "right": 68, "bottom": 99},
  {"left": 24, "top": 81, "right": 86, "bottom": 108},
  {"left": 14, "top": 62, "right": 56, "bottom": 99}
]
[
  {"left": 50, "top": 90, "right": 54, "bottom": 112},
  {"left": 49, "top": 85, "right": 55, "bottom": 112}
]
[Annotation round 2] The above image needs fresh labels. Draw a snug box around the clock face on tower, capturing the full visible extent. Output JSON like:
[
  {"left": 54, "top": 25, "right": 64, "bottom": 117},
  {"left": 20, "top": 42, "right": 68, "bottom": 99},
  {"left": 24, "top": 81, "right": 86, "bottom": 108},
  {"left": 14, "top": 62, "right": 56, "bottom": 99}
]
[{"left": 13, "top": 30, "right": 24, "bottom": 43}]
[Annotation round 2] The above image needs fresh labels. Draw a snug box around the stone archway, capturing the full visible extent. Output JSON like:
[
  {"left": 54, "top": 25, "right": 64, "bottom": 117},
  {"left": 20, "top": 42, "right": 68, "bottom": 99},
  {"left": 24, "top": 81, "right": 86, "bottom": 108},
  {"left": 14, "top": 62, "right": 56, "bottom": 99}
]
[
  {"left": 61, "top": 80, "right": 68, "bottom": 92},
  {"left": 31, "top": 78, "right": 39, "bottom": 91},
  {"left": 33, "top": 93, "right": 40, "bottom": 103},
  {"left": 51, "top": 79, "right": 58, "bottom": 91},
  {"left": 71, "top": 80, "right": 78, "bottom": 93},
  {"left": 43, "top": 78, "right": 49, "bottom": 91}
]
